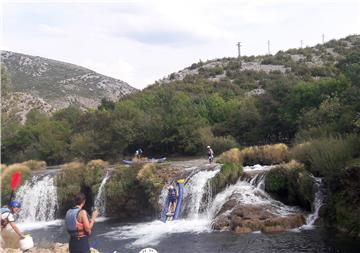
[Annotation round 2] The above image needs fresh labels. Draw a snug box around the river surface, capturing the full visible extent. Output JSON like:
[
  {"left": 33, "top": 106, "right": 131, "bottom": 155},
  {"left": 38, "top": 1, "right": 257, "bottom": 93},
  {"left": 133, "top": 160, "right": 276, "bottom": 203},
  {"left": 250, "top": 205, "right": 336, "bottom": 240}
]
[{"left": 21, "top": 218, "right": 360, "bottom": 253}]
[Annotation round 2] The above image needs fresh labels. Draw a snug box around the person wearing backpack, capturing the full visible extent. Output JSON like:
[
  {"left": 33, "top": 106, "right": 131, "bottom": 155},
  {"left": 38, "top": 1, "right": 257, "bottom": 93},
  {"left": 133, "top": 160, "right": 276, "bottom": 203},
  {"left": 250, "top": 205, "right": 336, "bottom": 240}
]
[
  {"left": 65, "top": 193, "right": 97, "bottom": 253},
  {"left": 1, "top": 200, "right": 25, "bottom": 240}
]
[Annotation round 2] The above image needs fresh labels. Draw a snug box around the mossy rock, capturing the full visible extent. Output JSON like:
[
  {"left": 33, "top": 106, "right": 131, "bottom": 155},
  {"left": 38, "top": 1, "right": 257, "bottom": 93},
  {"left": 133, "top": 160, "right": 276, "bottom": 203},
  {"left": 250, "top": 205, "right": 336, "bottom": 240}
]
[
  {"left": 105, "top": 163, "right": 166, "bottom": 218},
  {"left": 209, "top": 162, "right": 243, "bottom": 197},
  {"left": 56, "top": 161, "right": 106, "bottom": 215},
  {"left": 265, "top": 161, "right": 315, "bottom": 211},
  {"left": 324, "top": 164, "right": 360, "bottom": 236}
]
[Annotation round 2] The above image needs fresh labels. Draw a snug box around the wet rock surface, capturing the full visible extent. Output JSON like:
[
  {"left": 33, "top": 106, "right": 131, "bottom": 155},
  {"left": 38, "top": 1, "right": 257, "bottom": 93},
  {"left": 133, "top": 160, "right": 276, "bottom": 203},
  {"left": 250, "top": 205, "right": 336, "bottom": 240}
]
[{"left": 212, "top": 203, "right": 305, "bottom": 234}]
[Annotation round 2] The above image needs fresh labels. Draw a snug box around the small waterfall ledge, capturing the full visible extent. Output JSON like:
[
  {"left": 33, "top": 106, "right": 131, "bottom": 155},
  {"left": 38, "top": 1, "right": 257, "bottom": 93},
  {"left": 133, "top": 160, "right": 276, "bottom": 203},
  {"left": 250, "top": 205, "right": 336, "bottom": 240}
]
[{"left": 15, "top": 174, "right": 58, "bottom": 223}]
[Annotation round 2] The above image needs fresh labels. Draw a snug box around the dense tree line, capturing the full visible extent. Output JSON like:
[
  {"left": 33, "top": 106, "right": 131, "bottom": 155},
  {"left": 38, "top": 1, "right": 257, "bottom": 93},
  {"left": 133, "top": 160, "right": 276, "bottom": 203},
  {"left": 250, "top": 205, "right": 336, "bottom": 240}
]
[{"left": 2, "top": 40, "right": 359, "bottom": 165}]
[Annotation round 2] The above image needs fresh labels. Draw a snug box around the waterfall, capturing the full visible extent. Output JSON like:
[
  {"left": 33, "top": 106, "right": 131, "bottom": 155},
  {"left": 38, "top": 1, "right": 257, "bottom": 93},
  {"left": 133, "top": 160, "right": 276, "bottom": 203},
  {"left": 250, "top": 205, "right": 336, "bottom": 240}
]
[
  {"left": 94, "top": 171, "right": 111, "bottom": 217},
  {"left": 302, "top": 177, "right": 323, "bottom": 228},
  {"left": 184, "top": 168, "right": 220, "bottom": 218},
  {"left": 15, "top": 174, "right": 58, "bottom": 223}
]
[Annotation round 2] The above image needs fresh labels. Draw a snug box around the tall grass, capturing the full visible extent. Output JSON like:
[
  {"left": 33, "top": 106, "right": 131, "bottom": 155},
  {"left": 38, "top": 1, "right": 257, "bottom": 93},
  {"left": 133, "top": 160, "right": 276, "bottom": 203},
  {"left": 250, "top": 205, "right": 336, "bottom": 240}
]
[
  {"left": 290, "top": 134, "right": 360, "bottom": 177},
  {"left": 217, "top": 148, "right": 243, "bottom": 164},
  {"left": 1, "top": 164, "right": 31, "bottom": 206},
  {"left": 21, "top": 160, "right": 47, "bottom": 171},
  {"left": 240, "top": 143, "right": 289, "bottom": 165},
  {"left": 217, "top": 144, "right": 289, "bottom": 166}
]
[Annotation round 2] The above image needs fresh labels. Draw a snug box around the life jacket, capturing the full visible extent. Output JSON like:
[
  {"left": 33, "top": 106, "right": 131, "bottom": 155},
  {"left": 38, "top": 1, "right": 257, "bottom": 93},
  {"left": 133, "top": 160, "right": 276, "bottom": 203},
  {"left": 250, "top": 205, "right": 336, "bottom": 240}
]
[
  {"left": 1, "top": 207, "right": 11, "bottom": 228},
  {"left": 169, "top": 188, "right": 176, "bottom": 198},
  {"left": 208, "top": 149, "right": 214, "bottom": 157},
  {"left": 65, "top": 207, "right": 86, "bottom": 238}
]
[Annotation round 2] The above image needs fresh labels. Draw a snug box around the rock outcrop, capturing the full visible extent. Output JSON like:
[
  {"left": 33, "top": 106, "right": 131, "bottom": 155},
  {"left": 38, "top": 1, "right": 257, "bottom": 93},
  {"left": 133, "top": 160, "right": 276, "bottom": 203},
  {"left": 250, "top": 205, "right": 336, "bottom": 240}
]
[{"left": 212, "top": 204, "right": 305, "bottom": 234}]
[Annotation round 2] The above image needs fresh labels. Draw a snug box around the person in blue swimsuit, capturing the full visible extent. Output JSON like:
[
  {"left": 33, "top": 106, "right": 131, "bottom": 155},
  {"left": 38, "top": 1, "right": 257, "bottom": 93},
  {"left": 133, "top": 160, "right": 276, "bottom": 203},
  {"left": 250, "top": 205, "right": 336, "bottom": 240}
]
[{"left": 167, "top": 185, "right": 177, "bottom": 214}]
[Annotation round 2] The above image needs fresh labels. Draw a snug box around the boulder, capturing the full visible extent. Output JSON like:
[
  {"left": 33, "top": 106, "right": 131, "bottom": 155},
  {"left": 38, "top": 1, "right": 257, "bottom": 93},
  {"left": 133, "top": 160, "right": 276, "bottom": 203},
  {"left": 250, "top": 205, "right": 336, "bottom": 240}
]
[{"left": 212, "top": 202, "right": 306, "bottom": 234}]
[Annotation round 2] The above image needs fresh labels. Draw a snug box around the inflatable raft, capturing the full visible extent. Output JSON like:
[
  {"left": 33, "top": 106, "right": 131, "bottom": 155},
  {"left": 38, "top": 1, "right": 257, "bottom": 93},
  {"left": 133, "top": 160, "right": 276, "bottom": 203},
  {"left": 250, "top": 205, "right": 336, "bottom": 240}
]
[
  {"left": 122, "top": 157, "right": 167, "bottom": 164},
  {"left": 160, "top": 179, "right": 184, "bottom": 222}
]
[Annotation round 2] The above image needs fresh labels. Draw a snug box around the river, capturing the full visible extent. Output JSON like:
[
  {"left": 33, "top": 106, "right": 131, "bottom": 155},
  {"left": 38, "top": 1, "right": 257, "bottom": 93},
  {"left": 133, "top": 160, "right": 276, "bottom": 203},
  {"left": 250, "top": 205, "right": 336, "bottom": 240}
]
[
  {"left": 22, "top": 219, "right": 360, "bottom": 253},
  {"left": 13, "top": 161, "right": 360, "bottom": 253}
]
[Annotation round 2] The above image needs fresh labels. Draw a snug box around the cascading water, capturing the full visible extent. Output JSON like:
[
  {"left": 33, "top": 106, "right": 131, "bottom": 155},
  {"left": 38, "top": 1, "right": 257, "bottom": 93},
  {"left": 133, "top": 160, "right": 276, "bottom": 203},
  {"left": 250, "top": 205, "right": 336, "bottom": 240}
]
[
  {"left": 102, "top": 163, "right": 313, "bottom": 247},
  {"left": 185, "top": 167, "right": 220, "bottom": 218},
  {"left": 94, "top": 171, "right": 111, "bottom": 217},
  {"left": 104, "top": 166, "right": 221, "bottom": 246},
  {"left": 15, "top": 174, "right": 58, "bottom": 223},
  {"left": 302, "top": 177, "right": 323, "bottom": 229}
]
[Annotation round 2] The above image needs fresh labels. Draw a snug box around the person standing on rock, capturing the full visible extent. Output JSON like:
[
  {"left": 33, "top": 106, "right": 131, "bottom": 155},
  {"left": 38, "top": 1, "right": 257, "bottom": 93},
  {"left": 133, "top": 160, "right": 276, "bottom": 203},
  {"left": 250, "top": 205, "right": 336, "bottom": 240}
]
[
  {"left": 1, "top": 200, "right": 25, "bottom": 247},
  {"left": 65, "top": 193, "right": 97, "bottom": 253},
  {"left": 167, "top": 185, "right": 177, "bottom": 214},
  {"left": 207, "top": 146, "right": 214, "bottom": 164}
]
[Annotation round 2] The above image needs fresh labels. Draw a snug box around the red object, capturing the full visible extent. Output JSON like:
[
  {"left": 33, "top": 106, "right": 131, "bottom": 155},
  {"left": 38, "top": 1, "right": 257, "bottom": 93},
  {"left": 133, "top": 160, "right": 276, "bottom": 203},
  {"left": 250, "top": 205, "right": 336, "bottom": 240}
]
[{"left": 11, "top": 172, "right": 22, "bottom": 190}]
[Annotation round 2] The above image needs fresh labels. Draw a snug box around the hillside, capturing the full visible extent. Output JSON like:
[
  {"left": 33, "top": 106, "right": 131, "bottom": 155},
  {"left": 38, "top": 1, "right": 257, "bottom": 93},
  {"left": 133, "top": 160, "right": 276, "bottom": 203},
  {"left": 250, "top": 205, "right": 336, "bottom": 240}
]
[
  {"left": 1, "top": 51, "right": 137, "bottom": 120},
  {"left": 2, "top": 35, "right": 359, "bottom": 164},
  {"left": 157, "top": 35, "right": 359, "bottom": 93}
]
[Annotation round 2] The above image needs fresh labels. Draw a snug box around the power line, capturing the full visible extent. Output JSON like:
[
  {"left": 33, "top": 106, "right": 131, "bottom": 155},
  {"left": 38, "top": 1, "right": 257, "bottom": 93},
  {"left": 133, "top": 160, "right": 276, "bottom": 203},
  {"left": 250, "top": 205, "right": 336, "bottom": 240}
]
[
  {"left": 236, "top": 42, "right": 242, "bottom": 58},
  {"left": 236, "top": 42, "right": 242, "bottom": 68}
]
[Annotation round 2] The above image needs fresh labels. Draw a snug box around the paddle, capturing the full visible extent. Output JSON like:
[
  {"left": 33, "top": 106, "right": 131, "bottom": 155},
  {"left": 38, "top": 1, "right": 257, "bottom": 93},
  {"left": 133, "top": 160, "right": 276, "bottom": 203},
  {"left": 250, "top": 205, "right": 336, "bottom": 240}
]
[{"left": 9, "top": 172, "right": 22, "bottom": 203}]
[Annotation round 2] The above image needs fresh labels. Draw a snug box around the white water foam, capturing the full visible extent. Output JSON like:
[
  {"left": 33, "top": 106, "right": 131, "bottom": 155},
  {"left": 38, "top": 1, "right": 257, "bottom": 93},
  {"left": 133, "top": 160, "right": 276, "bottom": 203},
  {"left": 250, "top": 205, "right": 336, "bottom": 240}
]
[
  {"left": 243, "top": 164, "right": 275, "bottom": 172},
  {"left": 301, "top": 177, "right": 323, "bottom": 229},
  {"left": 100, "top": 218, "right": 211, "bottom": 247},
  {"left": 15, "top": 175, "right": 58, "bottom": 223},
  {"left": 185, "top": 168, "right": 220, "bottom": 218},
  {"left": 18, "top": 219, "right": 63, "bottom": 231},
  {"left": 94, "top": 171, "right": 111, "bottom": 217},
  {"left": 208, "top": 179, "right": 298, "bottom": 218}
]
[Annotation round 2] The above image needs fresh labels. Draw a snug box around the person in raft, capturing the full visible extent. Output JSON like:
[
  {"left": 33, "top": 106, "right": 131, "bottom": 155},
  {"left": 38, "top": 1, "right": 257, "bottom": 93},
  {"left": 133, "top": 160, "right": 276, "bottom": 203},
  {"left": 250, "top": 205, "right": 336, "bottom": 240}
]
[
  {"left": 207, "top": 145, "right": 214, "bottom": 164},
  {"left": 167, "top": 185, "right": 177, "bottom": 215},
  {"left": 1, "top": 200, "right": 25, "bottom": 239},
  {"left": 65, "top": 193, "right": 97, "bottom": 253}
]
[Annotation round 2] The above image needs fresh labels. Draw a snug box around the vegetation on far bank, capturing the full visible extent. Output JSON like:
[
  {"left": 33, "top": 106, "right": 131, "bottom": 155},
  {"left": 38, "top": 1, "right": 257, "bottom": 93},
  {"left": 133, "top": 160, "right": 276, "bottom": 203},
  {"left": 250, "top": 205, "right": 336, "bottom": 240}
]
[{"left": 2, "top": 35, "right": 360, "bottom": 165}]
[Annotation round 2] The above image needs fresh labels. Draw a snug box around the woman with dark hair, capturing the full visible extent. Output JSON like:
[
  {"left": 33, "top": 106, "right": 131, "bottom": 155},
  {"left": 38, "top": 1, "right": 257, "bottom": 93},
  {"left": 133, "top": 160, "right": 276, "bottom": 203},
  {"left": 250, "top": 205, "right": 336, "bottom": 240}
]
[{"left": 65, "top": 193, "right": 97, "bottom": 253}]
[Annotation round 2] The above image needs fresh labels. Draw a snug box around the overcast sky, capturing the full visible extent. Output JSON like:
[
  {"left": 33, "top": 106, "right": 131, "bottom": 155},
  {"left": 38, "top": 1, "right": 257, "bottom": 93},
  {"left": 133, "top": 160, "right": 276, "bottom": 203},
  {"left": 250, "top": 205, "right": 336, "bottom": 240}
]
[{"left": 1, "top": 0, "right": 359, "bottom": 89}]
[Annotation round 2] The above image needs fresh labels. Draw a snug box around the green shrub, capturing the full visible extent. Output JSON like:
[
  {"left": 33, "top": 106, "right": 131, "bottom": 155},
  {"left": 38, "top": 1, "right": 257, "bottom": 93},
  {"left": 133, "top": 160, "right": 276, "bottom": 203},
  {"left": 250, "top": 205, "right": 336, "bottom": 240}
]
[
  {"left": 290, "top": 135, "right": 359, "bottom": 178},
  {"left": 209, "top": 162, "right": 243, "bottom": 196},
  {"left": 106, "top": 163, "right": 166, "bottom": 218},
  {"left": 265, "top": 161, "right": 315, "bottom": 210},
  {"left": 56, "top": 161, "right": 106, "bottom": 215},
  {"left": 324, "top": 164, "right": 360, "bottom": 235},
  {"left": 1, "top": 163, "right": 31, "bottom": 206},
  {"left": 199, "top": 127, "right": 238, "bottom": 156}
]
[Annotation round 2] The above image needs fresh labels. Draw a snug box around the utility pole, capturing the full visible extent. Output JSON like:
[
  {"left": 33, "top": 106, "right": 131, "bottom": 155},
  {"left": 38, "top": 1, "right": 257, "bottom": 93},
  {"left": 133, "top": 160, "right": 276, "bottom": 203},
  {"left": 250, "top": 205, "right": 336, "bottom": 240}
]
[
  {"left": 236, "top": 42, "right": 242, "bottom": 68},
  {"left": 268, "top": 40, "right": 271, "bottom": 55},
  {"left": 322, "top": 34, "right": 325, "bottom": 44},
  {"left": 300, "top": 40, "right": 303, "bottom": 48}
]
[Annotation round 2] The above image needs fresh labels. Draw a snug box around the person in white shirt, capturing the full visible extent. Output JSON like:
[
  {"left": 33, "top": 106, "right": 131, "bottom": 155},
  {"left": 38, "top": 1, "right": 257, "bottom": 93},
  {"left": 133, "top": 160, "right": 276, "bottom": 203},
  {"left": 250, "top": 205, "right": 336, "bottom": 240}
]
[{"left": 1, "top": 200, "right": 25, "bottom": 240}]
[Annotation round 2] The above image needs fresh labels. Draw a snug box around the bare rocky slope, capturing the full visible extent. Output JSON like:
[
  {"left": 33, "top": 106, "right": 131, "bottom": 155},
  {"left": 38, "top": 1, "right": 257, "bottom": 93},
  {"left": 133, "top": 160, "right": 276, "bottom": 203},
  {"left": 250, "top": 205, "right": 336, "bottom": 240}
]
[{"left": 1, "top": 51, "right": 137, "bottom": 119}]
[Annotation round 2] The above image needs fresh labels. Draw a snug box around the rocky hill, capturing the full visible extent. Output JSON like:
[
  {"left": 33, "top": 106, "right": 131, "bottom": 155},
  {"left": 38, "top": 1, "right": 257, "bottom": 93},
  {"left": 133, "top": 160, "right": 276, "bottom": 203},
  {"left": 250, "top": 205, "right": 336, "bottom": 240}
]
[
  {"left": 157, "top": 35, "right": 359, "bottom": 96},
  {"left": 1, "top": 51, "right": 137, "bottom": 121}
]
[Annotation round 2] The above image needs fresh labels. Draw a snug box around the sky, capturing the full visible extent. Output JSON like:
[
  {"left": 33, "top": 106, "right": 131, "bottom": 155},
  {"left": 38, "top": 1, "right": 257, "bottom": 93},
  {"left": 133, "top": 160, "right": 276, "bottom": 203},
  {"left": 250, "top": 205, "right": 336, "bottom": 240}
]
[{"left": 1, "top": 0, "right": 359, "bottom": 89}]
